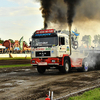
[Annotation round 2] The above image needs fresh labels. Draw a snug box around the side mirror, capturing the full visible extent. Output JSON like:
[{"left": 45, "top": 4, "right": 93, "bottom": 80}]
[
  {"left": 29, "top": 41, "right": 31, "bottom": 46},
  {"left": 29, "top": 38, "right": 32, "bottom": 47}
]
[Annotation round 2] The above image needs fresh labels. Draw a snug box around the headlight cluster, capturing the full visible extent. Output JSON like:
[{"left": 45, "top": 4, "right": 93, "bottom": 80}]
[
  {"left": 32, "top": 60, "right": 35, "bottom": 63},
  {"left": 51, "top": 59, "right": 59, "bottom": 63},
  {"left": 51, "top": 60, "right": 55, "bottom": 63}
]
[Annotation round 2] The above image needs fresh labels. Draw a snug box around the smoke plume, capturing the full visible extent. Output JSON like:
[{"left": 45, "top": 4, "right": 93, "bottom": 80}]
[
  {"left": 64, "top": 0, "right": 80, "bottom": 26},
  {"left": 38, "top": 0, "right": 81, "bottom": 29},
  {"left": 75, "top": 0, "right": 100, "bottom": 22},
  {"left": 39, "top": 0, "right": 54, "bottom": 29},
  {"left": 37, "top": 0, "right": 100, "bottom": 29}
]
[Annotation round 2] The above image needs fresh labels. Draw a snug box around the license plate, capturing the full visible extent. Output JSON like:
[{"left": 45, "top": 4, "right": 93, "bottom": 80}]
[{"left": 38, "top": 62, "right": 47, "bottom": 65}]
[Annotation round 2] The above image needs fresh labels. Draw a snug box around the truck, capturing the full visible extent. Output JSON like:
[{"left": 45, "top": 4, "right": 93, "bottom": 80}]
[{"left": 30, "top": 29, "right": 88, "bottom": 74}]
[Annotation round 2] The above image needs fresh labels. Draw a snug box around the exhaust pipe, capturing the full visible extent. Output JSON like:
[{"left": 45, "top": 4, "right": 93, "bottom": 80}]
[
  {"left": 69, "top": 24, "right": 72, "bottom": 55},
  {"left": 44, "top": 21, "right": 48, "bottom": 29}
]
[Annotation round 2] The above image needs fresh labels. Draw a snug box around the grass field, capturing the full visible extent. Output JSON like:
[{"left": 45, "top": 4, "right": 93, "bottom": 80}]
[
  {"left": 0, "top": 64, "right": 32, "bottom": 68},
  {"left": 68, "top": 88, "right": 100, "bottom": 100},
  {"left": 0, "top": 57, "right": 31, "bottom": 60}
]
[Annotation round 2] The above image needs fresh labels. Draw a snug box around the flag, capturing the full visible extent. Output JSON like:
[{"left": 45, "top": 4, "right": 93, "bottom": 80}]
[
  {"left": 72, "top": 31, "right": 80, "bottom": 36},
  {"left": 19, "top": 36, "right": 23, "bottom": 50}
]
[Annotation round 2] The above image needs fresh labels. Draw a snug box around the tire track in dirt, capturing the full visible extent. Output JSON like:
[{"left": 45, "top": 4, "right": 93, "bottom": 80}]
[{"left": 0, "top": 67, "right": 100, "bottom": 100}]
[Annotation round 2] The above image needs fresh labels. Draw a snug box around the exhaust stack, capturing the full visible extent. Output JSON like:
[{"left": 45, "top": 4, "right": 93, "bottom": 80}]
[
  {"left": 44, "top": 21, "right": 48, "bottom": 29},
  {"left": 69, "top": 24, "right": 72, "bottom": 55}
]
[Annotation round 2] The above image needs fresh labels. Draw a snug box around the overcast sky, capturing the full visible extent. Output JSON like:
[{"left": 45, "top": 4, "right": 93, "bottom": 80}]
[{"left": 0, "top": 0, "right": 43, "bottom": 45}]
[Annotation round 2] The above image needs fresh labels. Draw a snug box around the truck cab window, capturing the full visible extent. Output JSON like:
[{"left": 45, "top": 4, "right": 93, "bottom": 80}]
[
  {"left": 59, "top": 37, "right": 65, "bottom": 45},
  {"left": 66, "top": 38, "right": 68, "bottom": 45}
]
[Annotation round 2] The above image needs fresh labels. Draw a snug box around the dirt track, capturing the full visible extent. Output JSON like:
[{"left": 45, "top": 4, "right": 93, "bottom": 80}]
[
  {"left": 0, "top": 66, "right": 100, "bottom": 100},
  {"left": 0, "top": 59, "right": 31, "bottom": 65}
]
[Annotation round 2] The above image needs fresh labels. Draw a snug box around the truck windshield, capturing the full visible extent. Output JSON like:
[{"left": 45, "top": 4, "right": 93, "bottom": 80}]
[{"left": 32, "top": 37, "right": 58, "bottom": 47}]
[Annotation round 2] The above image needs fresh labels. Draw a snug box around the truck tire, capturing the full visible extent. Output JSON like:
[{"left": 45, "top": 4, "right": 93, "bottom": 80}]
[
  {"left": 82, "top": 59, "right": 89, "bottom": 72},
  {"left": 77, "top": 68, "right": 83, "bottom": 72},
  {"left": 60, "top": 59, "right": 70, "bottom": 73},
  {"left": 37, "top": 66, "right": 46, "bottom": 74}
]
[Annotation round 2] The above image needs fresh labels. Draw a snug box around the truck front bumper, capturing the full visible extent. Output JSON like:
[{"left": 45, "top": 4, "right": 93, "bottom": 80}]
[{"left": 31, "top": 58, "right": 61, "bottom": 66}]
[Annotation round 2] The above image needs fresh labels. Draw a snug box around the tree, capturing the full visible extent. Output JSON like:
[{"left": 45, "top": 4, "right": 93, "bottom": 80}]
[
  {"left": 81, "top": 35, "right": 91, "bottom": 48},
  {"left": 93, "top": 35, "right": 98, "bottom": 45},
  {"left": 93, "top": 35, "right": 100, "bottom": 47},
  {"left": 0, "top": 38, "right": 4, "bottom": 44},
  {"left": 9, "top": 39, "right": 14, "bottom": 43}
]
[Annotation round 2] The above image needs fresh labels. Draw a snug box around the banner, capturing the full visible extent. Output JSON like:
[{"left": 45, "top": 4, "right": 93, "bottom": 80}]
[{"left": 19, "top": 36, "right": 23, "bottom": 50}]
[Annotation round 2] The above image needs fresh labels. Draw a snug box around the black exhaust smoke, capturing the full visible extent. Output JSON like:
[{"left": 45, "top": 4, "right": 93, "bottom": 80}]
[
  {"left": 75, "top": 0, "right": 100, "bottom": 21},
  {"left": 38, "top": 0, "right": 81, "bottom": 29},
  {"left": 37, "top": 0, "right": 100, "bottom": 28},
  {"left": 64, "top": 0, "right": 80, "bottom": 27},
  {"left": 64, "top": 0, "right": 80, "bottom": 55},
  {"left": 39, "top": 0, "right": 54, "bottom": 29}
]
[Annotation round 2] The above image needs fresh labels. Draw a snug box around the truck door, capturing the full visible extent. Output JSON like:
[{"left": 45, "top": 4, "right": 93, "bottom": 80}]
[
  {"left": 65, "top": 37, "right": 70, "bottom": 54},
  {"left": 59, "top": 36, "right": 67, "bottom": 57}
]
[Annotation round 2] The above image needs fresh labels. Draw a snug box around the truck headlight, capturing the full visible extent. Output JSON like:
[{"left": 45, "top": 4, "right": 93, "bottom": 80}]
[
  {"left": 52, "top": 60, "right": 55, "bottom": 63},
  {"left": 32, "top": 60, "right": 35, "bottom": 63}
]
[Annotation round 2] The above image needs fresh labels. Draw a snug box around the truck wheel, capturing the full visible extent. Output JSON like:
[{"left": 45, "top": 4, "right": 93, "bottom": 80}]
[
  {"left": 37, "top": 66, "right": 46, "bottom": 74},
  {"left": 60, "top": 60, "right": 70, "bottom": 73},
  {"left": 82, "top": 60, "right": 89, "bottom": 72},
  {"left": 77, "top": 69, "right": 83, "bottom": 72}
]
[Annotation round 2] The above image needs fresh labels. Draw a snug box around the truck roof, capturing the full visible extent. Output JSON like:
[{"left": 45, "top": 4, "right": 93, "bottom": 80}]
[{"left": 35, "top": 29, "right": 69, "bottom": 36}]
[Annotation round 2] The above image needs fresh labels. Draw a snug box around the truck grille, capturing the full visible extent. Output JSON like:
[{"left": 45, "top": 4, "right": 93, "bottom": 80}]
[{"left": 36, "top": 51, "right": 50, "bottom": 57}]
